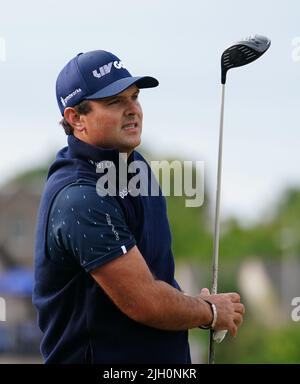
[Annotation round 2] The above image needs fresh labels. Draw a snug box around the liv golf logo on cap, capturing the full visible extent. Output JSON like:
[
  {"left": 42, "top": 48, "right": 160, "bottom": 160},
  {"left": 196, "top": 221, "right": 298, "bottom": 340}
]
[{"left": 92, "top": 60, "right": 125, "bottom": 79}]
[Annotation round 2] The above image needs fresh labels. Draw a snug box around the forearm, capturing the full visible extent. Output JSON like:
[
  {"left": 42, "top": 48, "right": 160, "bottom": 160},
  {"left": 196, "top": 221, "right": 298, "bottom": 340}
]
[
  {"left": 91, "top": 245, "right": 244, "bottom": 334},
  {"left": 134, "top": 279, "right": 212, "bottom": 331},
  {"left": 91, "top": 247, "right": 213, "bottom": 331}
]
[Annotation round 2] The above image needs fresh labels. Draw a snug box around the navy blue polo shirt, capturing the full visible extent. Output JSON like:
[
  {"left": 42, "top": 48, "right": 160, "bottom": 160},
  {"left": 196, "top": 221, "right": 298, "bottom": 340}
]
[{"left": 33, "top": 134, "right": 191, "bottom": 364}]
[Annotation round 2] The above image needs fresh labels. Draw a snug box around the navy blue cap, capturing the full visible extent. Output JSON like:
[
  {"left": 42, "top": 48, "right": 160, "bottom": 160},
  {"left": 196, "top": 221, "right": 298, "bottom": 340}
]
[{"left": 56, "top": 50, "right": 159, "bottom": 115}]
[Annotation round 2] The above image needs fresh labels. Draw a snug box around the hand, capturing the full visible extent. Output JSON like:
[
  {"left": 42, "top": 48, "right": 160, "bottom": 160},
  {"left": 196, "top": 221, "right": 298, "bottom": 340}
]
[{"left": 199, "top": 288, "right": 245, "bottom": 337}]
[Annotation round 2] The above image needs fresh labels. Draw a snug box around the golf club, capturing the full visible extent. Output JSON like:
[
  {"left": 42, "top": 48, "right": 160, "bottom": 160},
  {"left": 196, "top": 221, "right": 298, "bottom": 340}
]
[{"left": 209, "top": 34, "right": 271, "bottom": 364}]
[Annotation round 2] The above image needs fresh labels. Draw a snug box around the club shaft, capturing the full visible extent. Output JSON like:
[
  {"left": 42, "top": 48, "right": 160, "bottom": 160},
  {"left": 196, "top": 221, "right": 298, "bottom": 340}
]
[{"left": 209, "top": 83, "right": 226, "bottom": 364}]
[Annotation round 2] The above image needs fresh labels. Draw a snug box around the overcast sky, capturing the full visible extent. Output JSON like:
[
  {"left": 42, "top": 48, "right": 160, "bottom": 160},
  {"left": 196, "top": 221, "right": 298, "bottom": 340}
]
[{"left": 0, "top": 0, "right": 299, "bottom": 223}]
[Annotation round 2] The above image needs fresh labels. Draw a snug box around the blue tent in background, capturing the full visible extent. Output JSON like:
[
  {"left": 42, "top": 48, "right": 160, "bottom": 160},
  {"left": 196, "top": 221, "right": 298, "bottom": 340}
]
[{"left": 0, "top": 268, "right": 33, "bottom": 296}]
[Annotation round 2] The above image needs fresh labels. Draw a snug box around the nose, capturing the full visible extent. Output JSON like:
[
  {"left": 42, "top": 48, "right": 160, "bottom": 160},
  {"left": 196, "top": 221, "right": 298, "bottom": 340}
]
[{"left": 124, "top": 98, "right": 141, "bottom": 116}]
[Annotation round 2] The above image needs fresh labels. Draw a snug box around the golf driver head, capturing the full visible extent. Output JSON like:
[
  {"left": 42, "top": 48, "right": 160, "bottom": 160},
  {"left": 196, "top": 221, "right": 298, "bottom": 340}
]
[{"left": 221, "top": 34, "right": 271, "bottom": 84}]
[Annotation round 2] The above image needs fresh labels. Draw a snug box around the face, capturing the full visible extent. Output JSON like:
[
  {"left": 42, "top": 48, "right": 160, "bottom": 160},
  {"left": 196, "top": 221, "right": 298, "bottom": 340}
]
[{"left": 70, "top": 85, "right": 143, "bottom": 154}]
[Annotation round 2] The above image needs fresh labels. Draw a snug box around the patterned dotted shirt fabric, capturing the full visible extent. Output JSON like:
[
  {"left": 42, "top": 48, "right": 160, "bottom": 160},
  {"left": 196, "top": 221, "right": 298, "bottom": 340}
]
[{"left": 47, "top": 181, "right": 136, "bottom": 272}]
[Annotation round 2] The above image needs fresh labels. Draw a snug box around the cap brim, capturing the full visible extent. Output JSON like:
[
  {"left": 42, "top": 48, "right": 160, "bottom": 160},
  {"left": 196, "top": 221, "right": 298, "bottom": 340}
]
[{"left": 85, "top": 76, "right": 159, "bottom": 100}]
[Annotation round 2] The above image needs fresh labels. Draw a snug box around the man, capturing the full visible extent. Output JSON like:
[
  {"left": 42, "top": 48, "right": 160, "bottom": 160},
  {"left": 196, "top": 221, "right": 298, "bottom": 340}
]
[{"left": 33, "top": 50, "right": 245, "bottom": 364}]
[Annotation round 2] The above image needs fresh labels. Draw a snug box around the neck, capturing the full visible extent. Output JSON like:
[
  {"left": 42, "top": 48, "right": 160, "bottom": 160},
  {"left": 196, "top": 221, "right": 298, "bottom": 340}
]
[{"left": 71, "top": 133, "right": 134, "bottom": 160}]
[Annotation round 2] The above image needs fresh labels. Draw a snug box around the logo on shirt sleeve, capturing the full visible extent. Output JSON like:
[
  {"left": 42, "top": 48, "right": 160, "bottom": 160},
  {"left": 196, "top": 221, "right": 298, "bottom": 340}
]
[{"left": 105, "top": 213, "right": 120, "bottom": 241}]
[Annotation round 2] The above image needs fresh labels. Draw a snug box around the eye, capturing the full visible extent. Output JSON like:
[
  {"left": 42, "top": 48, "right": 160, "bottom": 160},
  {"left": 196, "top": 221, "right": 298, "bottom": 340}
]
[{"left": 108, "top": 99, "right": 119, "bottom": 105}]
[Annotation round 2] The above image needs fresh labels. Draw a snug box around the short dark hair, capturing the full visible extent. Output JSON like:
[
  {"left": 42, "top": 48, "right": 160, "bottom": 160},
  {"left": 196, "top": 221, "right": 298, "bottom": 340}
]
[{"left": 59, "top": 100, "right": 93, "bottom": 135}]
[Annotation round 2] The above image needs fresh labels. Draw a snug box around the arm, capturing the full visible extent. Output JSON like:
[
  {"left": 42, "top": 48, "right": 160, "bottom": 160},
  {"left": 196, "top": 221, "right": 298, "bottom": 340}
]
[{"left": 91, "top": 245, "right": 244, "bottom": 334}]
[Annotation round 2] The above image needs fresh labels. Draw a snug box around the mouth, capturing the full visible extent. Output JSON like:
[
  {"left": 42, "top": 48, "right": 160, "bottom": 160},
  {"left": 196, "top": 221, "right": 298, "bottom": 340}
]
[{"left": 122, "top": 122, "right": 139, "bottom": 131}]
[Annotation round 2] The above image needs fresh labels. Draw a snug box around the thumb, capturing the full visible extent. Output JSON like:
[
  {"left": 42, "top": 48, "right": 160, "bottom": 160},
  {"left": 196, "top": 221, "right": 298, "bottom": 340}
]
[{"left": 200, "top": 288, "right": 210, "bottom": 296}]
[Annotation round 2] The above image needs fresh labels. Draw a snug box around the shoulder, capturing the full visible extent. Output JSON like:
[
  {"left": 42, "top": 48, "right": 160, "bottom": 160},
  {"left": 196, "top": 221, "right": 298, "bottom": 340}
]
[
  {"left": 52, "top": 180, "right": 122, "bottom": 213},
  {"left": 47, "top": 180, "right": 136, "bottom": 271}
]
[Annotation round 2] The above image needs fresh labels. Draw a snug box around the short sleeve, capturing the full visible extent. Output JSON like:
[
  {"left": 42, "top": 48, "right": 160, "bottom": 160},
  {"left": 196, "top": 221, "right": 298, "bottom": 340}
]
[{"left": 47, "top": 182, "right": 136, "bottom": 272}]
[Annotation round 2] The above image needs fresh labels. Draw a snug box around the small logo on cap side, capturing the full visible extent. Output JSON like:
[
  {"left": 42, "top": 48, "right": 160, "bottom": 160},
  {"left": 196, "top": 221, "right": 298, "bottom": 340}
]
[
  {"left": 92, "top": 60, "right": 125, "bottom": 79},
  {"left": 61, "top": 88, "right": 82, "bottom": 107}
]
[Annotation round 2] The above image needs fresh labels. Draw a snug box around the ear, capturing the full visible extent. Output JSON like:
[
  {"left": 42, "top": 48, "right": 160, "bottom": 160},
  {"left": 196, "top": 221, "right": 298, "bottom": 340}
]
[{"left": 64, "top": 107, "right": 85, "bottom": 133}]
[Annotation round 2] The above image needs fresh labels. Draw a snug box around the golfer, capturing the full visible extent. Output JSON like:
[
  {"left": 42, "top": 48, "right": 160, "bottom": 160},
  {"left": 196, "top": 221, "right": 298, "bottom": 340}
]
[{"left": 33, "top": 50, "right": 245, "bottom": 363}]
